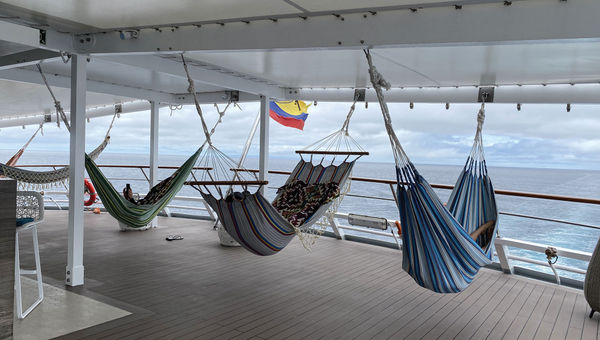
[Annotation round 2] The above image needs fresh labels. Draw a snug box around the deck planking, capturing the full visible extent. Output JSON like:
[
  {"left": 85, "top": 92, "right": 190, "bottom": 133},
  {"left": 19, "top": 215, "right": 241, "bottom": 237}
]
[{"left": 12, "top": 210, "right": 599, "bottom": 340}]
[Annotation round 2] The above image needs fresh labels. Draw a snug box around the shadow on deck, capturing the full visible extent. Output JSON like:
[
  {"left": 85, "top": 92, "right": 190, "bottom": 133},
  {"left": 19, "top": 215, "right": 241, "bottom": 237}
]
[{"left": 14, "top": 211, "right": 600, "bottom": 339}]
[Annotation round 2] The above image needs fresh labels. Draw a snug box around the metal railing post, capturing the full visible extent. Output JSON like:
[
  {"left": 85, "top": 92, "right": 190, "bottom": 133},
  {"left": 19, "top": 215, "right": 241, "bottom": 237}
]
[
  {"left": 327, "top": 214, "right": 345, "bottom": 240},
  {"left": 495, "top": 237, "right": 514, "bottom": 274}
]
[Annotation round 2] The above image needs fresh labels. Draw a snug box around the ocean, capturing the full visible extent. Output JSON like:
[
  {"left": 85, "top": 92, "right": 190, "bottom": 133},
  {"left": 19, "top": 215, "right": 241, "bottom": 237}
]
[{"left": 3, "top": 149, "right": 599, "bottom": 281}]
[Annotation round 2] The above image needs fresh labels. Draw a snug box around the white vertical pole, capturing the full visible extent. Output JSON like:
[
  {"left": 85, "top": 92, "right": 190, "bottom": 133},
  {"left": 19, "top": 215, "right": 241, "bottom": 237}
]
[
  {"left": 149, "top": 101, "right": 159, "bottom": 228},
  {"left": 258, "top": 96, "right": 269, "bottom": 195},
  {"left": 495, "top": 238, "right": 514, "bottom": 274},
  {"left": 66, "top": 54, "right": 86, "bottom": 286}
]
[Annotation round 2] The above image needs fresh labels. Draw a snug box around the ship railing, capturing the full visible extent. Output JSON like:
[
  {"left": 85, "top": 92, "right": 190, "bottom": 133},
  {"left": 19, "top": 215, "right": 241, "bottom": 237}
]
[{"left": 13, "top": 164, "right": 600, "bottom": 287}]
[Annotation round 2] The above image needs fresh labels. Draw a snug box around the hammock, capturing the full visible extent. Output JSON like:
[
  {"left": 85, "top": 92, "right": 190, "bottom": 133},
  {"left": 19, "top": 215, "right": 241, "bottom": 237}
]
[
  {"left": 85, "top": 147, "right": 202, "bottom": 228},
  {"left": 0, "top": 120, "right": 112, "bottom": 190},
  {"left": 365, "top": 50, "right": 498, "bottom": 293},
  {"left": 201, "top": 160, "right": 354, "bottom": 255},
  {"left": 188, "top": 72, "right": 367, "bottom": 255},
  {"left": 0, "top": 64, "right": 112, "bottom": 189},
  {"left": 85, "top": 55, "right": 226, "bottom": 229}
]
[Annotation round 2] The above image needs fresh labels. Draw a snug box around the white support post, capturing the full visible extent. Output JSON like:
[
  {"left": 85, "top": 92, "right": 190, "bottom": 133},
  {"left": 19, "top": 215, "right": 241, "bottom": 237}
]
[
  {"left": 258, "top": 96, "right": 269, "bottom": 196},
  {"left": 495, "top": 238, "right": 514, "bottom": 274},
  {"left": 149, "top": 101, "right": 159, "bottom": 228},
  {"left": 328, "top": 215, "right": 345, "bottom": 240},
  {"left": 66, "top": 54, "right": 86, "bottom": 286}
]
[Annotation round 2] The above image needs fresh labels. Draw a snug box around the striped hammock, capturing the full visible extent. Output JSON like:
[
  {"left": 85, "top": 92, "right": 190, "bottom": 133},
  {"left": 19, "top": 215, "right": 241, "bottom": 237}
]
[
  {"left": 201, "top": 159, "right": 355, "bottom": 256},
  {"left": 85, "top": 146, "right": 203, "bottom": 229},
  {"left": 366, "top": 50, "right": 498, "bottom": 293}
]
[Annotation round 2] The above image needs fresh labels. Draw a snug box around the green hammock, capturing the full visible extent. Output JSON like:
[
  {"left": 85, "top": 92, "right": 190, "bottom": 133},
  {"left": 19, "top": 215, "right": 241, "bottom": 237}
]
[{"left": 84, "top": 146, "right": 202, "bottom": 228}]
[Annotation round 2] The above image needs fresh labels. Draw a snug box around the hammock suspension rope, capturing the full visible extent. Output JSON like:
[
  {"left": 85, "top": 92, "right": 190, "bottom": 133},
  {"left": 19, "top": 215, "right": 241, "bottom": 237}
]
[{"left": 5, "top": 123, "right": 44, "bottom": 167}]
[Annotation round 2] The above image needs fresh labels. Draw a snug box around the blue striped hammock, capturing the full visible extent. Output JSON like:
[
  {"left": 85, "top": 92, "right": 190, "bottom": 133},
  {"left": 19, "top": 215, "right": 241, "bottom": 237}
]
[
  {"left": 201, "top": 159, "right": 355, "bottom": 256},
  {"left": 366, "top": 50, "right": 498, "bottom": 293},
  {"left": 397, "top": 148, "right": 498, "bottom": 293}
]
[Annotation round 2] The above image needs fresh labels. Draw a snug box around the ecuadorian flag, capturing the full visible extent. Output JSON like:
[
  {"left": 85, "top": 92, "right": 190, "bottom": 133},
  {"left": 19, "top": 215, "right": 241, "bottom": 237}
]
[{"left": 269, "top": 100, "right": 311, "bottom": 130}]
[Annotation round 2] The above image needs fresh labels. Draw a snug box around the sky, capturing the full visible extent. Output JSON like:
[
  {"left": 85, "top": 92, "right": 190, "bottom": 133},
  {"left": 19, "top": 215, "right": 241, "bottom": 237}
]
[{"left": 1, "top": 101, "right": 600, "bottom": 170}]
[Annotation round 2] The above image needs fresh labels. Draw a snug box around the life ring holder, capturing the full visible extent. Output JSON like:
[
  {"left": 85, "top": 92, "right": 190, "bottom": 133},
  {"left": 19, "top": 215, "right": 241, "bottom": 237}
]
[
  {"left": 394, "top": 220, "right": 402, "bottom": 235},
  {"left": 84, "top": 179, "right": 97, "bottom": 206}
]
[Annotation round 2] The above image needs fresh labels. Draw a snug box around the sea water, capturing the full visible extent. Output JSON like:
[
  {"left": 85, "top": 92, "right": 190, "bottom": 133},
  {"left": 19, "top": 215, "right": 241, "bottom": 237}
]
[{"left": 3, "top": 150, "right": 599, "bottom": 280}]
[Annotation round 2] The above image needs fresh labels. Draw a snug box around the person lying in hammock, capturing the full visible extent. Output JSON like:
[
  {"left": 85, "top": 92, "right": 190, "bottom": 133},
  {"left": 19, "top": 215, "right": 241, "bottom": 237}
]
[{"left": 122, "top": 173, "right": 176, "bottom": 206}]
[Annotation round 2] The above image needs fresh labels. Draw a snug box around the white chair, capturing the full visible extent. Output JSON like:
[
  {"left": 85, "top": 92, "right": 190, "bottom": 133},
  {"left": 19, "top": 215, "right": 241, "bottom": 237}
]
[{"left": 14, "top": 191, "right": 44, "bottom": 319}]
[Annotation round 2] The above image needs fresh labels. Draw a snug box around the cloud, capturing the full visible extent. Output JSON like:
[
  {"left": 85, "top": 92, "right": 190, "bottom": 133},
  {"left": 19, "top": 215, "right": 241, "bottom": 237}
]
[{"left": 1, "top": 101, "right": 599, "bottom": 170}]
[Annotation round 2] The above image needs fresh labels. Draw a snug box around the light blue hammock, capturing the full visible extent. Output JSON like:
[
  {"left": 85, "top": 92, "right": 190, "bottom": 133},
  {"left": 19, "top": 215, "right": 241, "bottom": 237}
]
[{"left": 366, "top": 50, "right": 498, "bottom": 293}]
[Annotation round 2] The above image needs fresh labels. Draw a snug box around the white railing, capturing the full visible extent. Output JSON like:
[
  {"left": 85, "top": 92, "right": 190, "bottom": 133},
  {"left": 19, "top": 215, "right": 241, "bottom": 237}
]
[{"left": 18, "top": 163, "right": 600, "bottom": 287}]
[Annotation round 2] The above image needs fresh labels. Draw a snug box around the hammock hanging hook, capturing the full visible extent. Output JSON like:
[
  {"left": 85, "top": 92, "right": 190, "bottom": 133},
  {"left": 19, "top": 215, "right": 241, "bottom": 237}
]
[{"left": 59, "top": 51, "right": 71, "bottom": 64}]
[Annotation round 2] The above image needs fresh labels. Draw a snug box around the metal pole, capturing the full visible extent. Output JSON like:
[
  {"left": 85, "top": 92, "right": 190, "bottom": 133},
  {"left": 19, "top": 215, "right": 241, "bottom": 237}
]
[
  {"left": 258, "top": 96, "right": 269, "bottom": 195},
  {"left": 258, "top": 96, "right": 269, "bottom": 194},
  {"left": 149, "top": 101, "right": 159, "bottom": 227},
  {"left": 66, "top": 54, "right": 86, "bottom": 286}
]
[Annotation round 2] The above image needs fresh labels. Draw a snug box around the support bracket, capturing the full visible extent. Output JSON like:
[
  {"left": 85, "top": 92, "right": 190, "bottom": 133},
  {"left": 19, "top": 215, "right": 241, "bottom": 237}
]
[{"left": 478, "top": 87, "right": 495, "bottom": 103}]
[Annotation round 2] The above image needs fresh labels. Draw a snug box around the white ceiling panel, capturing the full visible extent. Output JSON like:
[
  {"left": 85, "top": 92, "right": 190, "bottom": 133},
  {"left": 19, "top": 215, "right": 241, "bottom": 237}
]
[
  {"left": 0, "top": 0, "right": 301, "bottom": 29},
  {"left": 0, "top": 79, "right": 131, "bottom": 118},
  {"left": 36, "top": 58, "right": 224, "bottom": 95},
  {"left": 292, "top": 0, "right": 443, "bottom": 12},
  {"left": 189, "top": 41, "right": 600, "bottom": 88}
]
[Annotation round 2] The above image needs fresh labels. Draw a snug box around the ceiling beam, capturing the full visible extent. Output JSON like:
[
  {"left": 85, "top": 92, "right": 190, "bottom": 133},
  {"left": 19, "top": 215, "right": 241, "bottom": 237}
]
[
  {"left": 0, "top": 20, "right": 72, "bottom": 52},
  {"left": 99, "top": 55, "right": 285, "bottom": 98},
  {"left": 0, "top": 20, "right": 42, "bottom": 49},
  {"left": 0, "top": 100, "right": 155, "bottom": 128},
  {"left": 0, "top": 67, "right": 177, "bottom": 103},
  {"left": 173, "top": 91, "right": 260, "bottom": 104},
  {"left": 0, "top": 49, "right": 61, "bottom": 71},
  {"left": 0, "top": 67, "right": 254, "bottom": 105},
  {"left": 287, "top": 84, "right": 600, "bottom": 104},
  {"left": 76, "top": 0, "right": 599, "bottom": 54}
]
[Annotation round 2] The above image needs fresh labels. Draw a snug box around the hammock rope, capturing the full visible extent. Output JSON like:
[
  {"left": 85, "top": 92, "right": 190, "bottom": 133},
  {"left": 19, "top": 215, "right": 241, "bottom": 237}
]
[
  {"left": 37, "top": 63, "right": 70, "bottom": 131},
  {"left": 299, "top": 97, "right": 367, "bottom": 158},
  {"left": 181, "top": 54, "right": 213, "bottom": 145},
  {"left": 5, "top": 123, "right": 43, "bottom": 167},
  {"left": 365, "top": 49, "right": 498, "bottom": 293}
]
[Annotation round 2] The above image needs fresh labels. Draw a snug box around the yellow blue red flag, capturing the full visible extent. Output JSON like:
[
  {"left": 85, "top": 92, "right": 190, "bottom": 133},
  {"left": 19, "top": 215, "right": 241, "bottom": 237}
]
[{"left": 269, "top": 100, "right": 311, "bottom": 130}]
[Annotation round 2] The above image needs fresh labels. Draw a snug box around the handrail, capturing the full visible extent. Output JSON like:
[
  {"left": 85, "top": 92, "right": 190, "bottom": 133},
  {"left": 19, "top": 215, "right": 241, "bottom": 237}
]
[
  {"left": 269, "top": 170, "right": 600, "bottom": 206},
  {"left": 18, "top": 164, "right": 600, "bottom": 205},
  {"left": 13, "top": 164, "right": 212, "bottom": 170}
]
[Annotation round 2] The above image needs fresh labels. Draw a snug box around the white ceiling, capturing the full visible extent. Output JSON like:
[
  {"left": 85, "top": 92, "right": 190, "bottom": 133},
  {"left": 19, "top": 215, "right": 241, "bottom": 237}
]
[
  {"left": 1, "top": 0, "right": 600, "bottom": 124},
  {"left": 37, "top": 57, "right": 225, "bottom": 94},
  {"left": 0, "top": 0, "right": 301, "bottom": 29},
  {"left": 189, "top": 41, "right": 600, "bottom": 88},
  {"left": 0, "top": 79, "right": 132, "bottom": 119},
  {"left": 0, "top": 0, "right": 465, "bottom": 30},
  {"left": 293, "top": 0, "right": 442, "bottom": 12}
]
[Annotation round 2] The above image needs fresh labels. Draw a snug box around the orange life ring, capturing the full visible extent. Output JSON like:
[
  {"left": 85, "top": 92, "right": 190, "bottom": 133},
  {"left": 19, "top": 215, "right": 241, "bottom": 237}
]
[
  {"left": 84, "top": 179, "right": 97, "bottom": 206},
  {"left": 394, "top": 220, "right": 402, "bottom": 235}
]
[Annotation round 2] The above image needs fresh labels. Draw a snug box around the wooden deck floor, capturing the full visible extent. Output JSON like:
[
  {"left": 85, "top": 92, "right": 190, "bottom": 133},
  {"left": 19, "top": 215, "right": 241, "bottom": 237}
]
[{"left": 16, "top": 210, "right": 600, "bottom": 339}]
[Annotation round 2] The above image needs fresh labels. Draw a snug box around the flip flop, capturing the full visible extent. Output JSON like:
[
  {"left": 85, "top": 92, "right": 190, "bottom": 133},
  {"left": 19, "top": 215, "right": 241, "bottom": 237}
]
[{"left": 166, "top": 235, "right": 184, "bottom": 241}]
